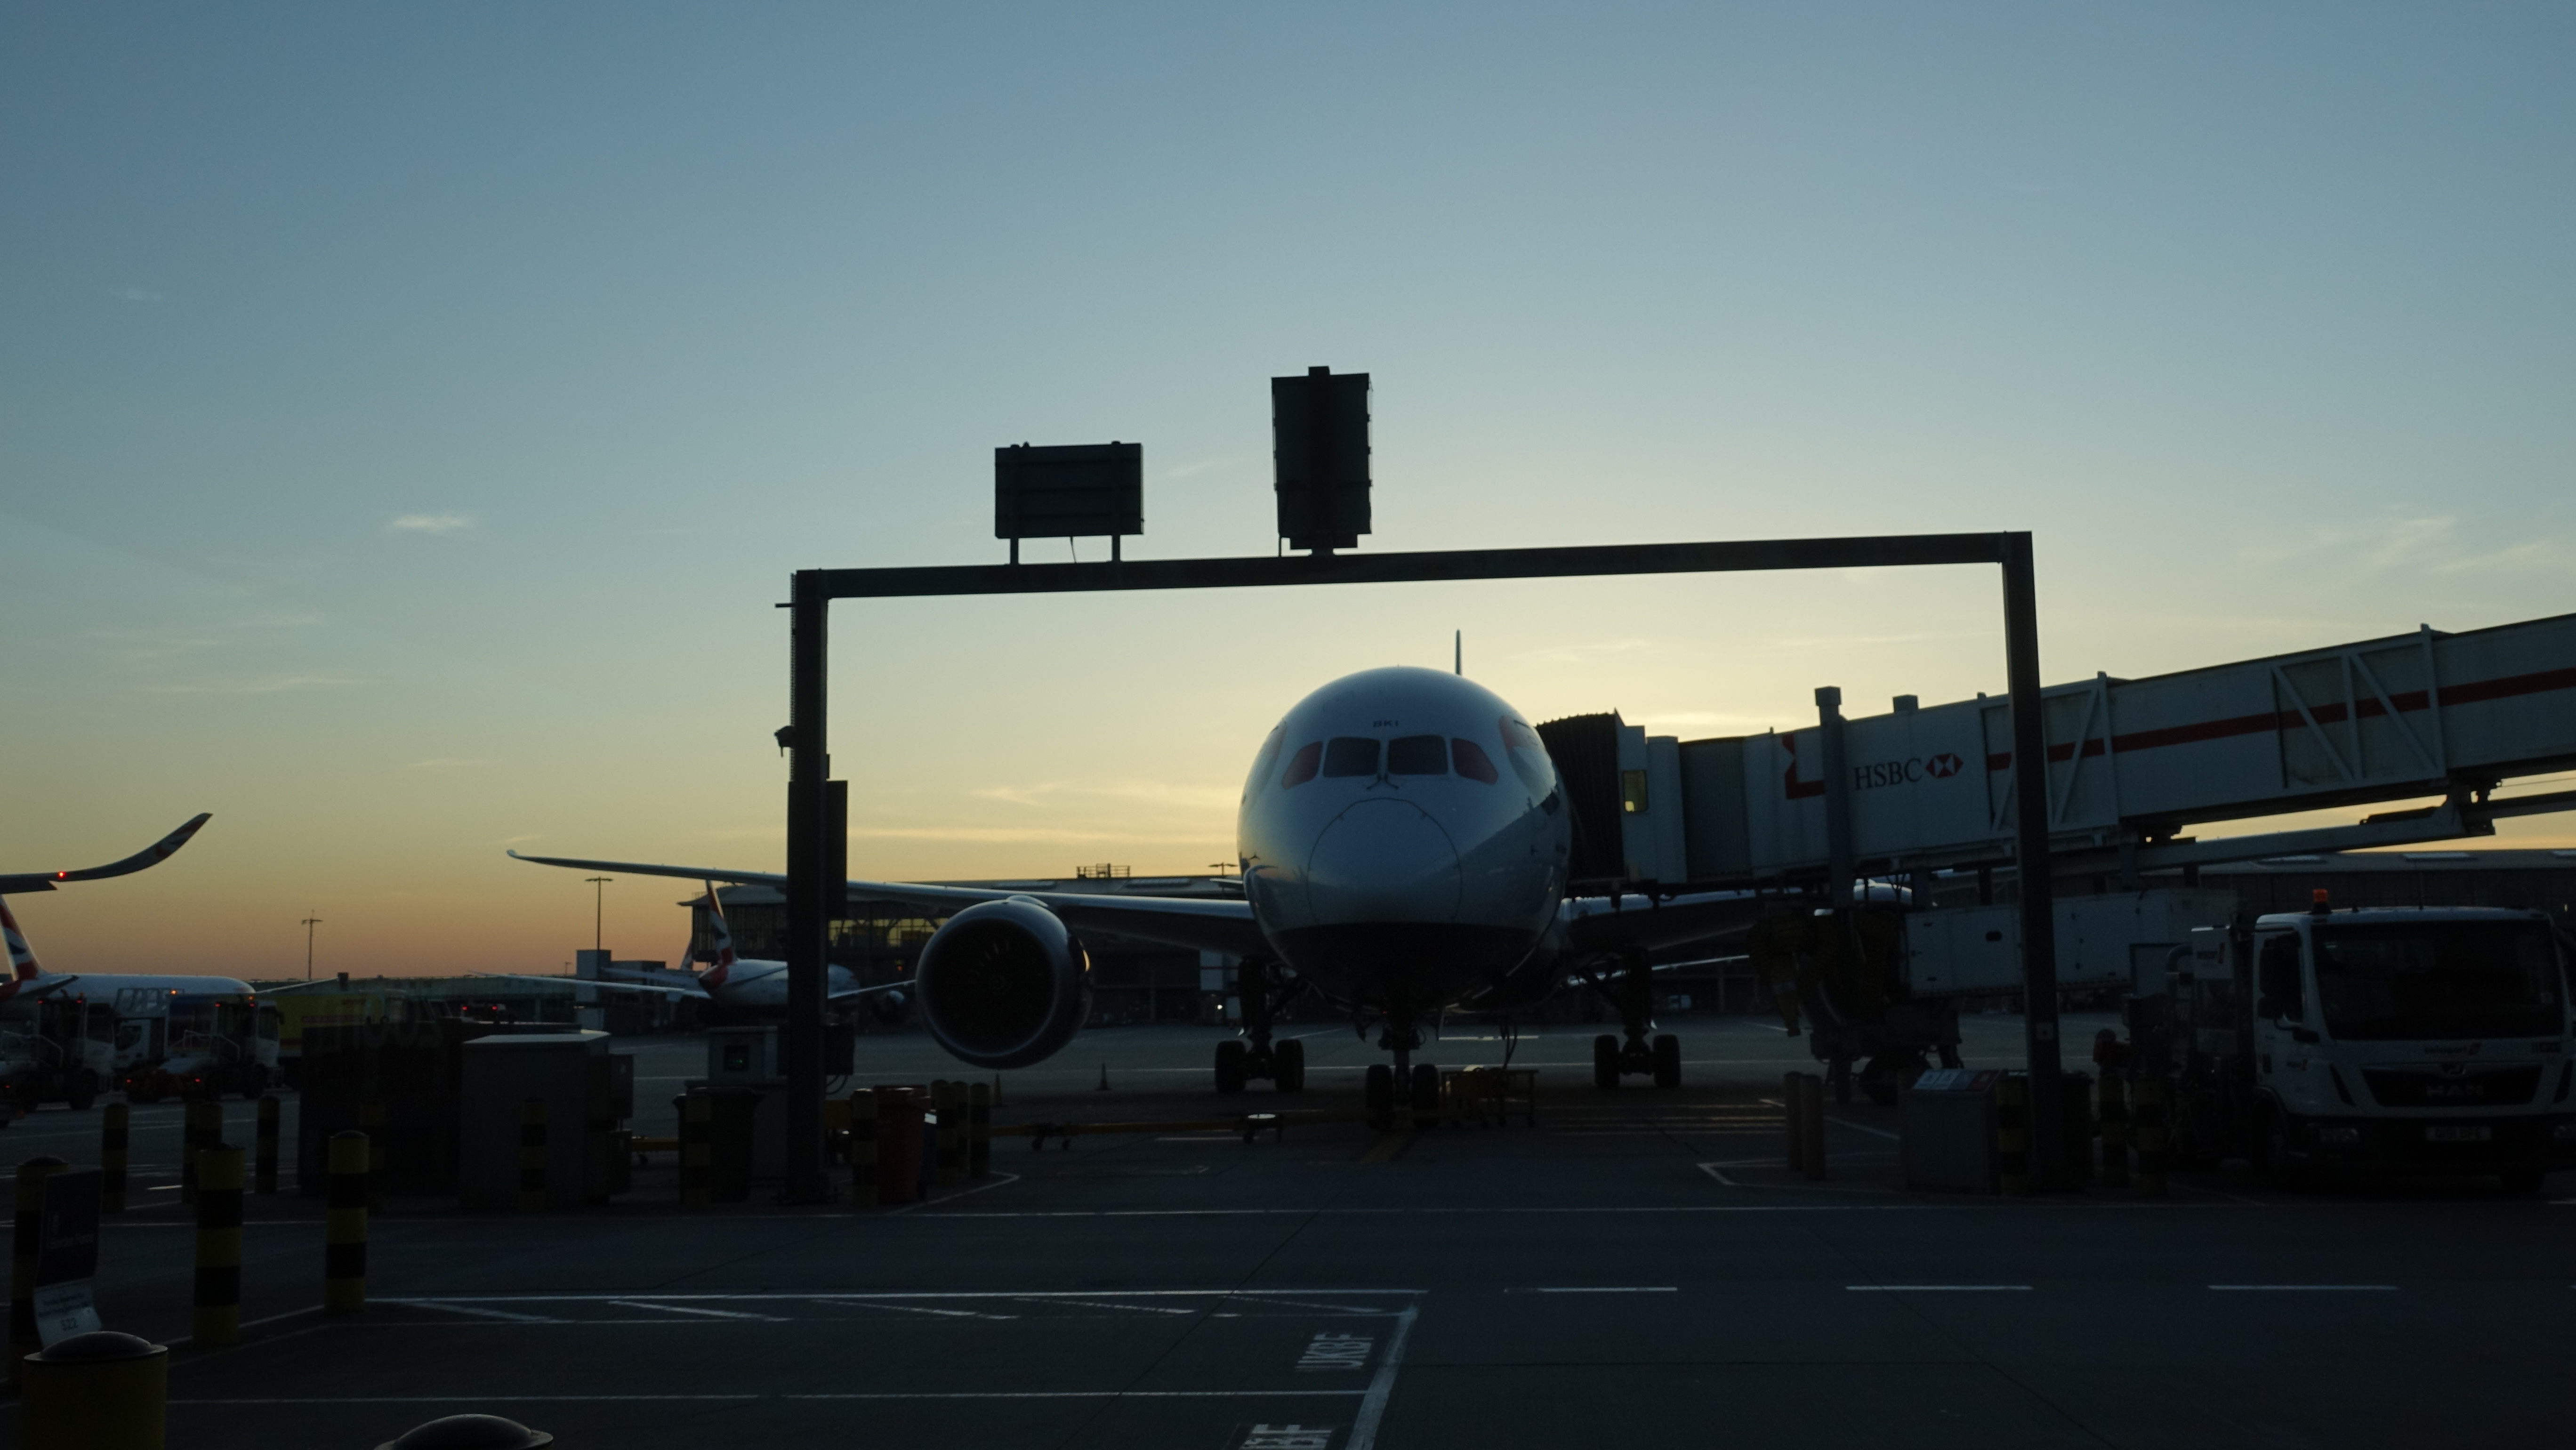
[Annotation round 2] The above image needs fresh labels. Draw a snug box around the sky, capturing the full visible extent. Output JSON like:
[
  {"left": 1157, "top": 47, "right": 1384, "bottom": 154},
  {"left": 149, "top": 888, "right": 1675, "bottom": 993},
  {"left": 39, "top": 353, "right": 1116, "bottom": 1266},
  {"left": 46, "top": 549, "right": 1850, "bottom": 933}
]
[{"left": 3, "top": 3, "right": 2570, "bottom": 979}]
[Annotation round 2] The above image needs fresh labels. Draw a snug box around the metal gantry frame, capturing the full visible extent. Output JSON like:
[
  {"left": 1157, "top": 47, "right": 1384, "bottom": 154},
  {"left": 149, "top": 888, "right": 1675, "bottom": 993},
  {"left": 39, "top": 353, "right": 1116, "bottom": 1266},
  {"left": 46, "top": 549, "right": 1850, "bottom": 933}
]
[{"left": 775, "top": 532, "right": 2070, "bottom": 1201}]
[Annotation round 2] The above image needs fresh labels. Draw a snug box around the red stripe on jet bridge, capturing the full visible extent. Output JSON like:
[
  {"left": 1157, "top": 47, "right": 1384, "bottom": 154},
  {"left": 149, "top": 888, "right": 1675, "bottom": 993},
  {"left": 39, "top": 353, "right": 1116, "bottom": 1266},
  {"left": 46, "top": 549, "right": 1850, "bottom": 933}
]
[{"left": 1983, "top": 663, "right": 2576, "bottom": 773}]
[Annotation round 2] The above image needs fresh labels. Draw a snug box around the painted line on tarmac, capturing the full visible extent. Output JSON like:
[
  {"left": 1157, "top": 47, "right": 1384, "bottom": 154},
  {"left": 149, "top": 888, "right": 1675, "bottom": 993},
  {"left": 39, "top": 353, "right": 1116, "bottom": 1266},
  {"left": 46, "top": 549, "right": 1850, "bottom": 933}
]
[
  {"left": 1846, "top": 1285, "right": 2033, "bottom": 1292},
  {"left": 1345, "top": 1304, "right": 1418, "bottom": 1450},
  {"left": 603, "top": 1300, "right": 787, "bottom": 1321},
  {"left": 172, "top": 1390, "right": 1375, "bottom": 1406},
  {"left": 1824, "top": 1117, "right": 1902, "bottom": 1141},
  {"left": 1506, "top": 1286, "right": 1676, "bottom": 1294},
  {"left": 2210, "top": 1284, "right": 2395, "bottom": 1291},
  {"left": 375, "top": 1289, "right": 1425, "bottom": 1305}
]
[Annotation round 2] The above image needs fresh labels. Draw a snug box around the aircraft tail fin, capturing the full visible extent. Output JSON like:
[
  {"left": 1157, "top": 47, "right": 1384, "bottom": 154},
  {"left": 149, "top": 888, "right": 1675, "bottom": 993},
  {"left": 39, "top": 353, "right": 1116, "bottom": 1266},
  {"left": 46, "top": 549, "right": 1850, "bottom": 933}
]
[
  {"left": 698, "top": 882, "right": 736, "bottom": 990},
  {"left": 0, "top": 897, "right": 44, "bottom": 981}
]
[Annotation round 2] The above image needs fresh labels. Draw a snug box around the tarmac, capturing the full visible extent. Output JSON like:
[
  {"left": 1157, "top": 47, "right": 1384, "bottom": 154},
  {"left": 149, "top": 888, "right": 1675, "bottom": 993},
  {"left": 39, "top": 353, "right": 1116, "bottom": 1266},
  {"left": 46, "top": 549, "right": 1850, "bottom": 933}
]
[{"left": 12, "top": 1014, "right": 2576, "bottom": 1449}]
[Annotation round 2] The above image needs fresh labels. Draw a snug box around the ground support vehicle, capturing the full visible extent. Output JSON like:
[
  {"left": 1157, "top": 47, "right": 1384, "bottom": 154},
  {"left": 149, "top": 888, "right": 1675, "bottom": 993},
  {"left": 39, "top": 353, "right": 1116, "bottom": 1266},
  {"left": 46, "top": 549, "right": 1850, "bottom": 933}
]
[
  {"left": 1747, "top": 904, "right": 1958, "bottom": 1105},
  {"left": 271, "top": 987, "right": 406, "bottom": 1089},
  {"left": 0, "top": 995, "right": 117, "bottom": 1113},
  {"left": 2141, "top": 899, "right": 2576, "bottom": 1192},
  {"left": 114, "top": 984, "right": 279, "bottom": 1101}
]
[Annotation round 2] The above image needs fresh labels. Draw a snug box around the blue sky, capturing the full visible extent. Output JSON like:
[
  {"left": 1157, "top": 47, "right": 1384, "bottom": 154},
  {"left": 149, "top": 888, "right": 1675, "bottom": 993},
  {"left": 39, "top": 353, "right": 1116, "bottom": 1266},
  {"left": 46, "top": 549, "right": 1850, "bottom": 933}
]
[{"left": 4, "top": 3, "right": 2569, "bottom": 975}]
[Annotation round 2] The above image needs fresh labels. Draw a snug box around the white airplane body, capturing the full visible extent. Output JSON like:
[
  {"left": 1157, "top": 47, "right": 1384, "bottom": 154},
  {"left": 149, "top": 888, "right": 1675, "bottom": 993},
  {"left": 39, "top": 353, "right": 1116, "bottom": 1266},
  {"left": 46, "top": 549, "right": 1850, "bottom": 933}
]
[
  {"left": 518, "top": 666, "right": 1762, "bottom": 1103},
  {"left": 475, "top": 887, "right": 899, "bottom": 1020}
]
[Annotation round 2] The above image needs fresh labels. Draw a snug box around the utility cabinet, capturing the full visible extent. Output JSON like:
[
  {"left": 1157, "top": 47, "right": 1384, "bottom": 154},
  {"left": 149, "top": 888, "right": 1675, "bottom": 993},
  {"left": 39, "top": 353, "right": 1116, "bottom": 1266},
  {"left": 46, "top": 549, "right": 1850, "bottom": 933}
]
[{"left": 458, "top": 1031, "right": 632, "bottom": 1210}]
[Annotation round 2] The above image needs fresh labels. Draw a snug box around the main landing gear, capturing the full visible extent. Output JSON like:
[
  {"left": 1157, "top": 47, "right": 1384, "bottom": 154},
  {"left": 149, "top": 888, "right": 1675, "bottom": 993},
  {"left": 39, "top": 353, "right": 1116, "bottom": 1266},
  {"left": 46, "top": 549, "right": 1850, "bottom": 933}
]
[
  {"left": 1214, "top": 958, "right": 1308, "bottom": 1095},
  {"left": 1589, "top": 952, "right": 1681, "bottom": 1090}
]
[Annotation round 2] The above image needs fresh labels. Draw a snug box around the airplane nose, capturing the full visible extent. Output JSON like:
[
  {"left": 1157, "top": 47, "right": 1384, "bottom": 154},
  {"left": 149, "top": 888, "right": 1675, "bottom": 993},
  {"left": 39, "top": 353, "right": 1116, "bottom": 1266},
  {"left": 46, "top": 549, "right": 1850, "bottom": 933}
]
[{"left": 1305, "top": 799, "right": 1462, "bottom": 923}]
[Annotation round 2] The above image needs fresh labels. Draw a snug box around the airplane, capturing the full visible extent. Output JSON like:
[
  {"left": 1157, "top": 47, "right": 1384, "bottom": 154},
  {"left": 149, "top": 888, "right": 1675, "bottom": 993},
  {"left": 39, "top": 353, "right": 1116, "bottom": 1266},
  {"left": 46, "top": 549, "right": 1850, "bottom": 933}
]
[
  {"left": 514, "top": 665, "right": 1781, "bottom": 1120},
  {"left": 472, "top": 885, "right": 909, "bottom": 1020},
  {"left": 0, "top": 814, "right": 236, "bottom": 1005}
]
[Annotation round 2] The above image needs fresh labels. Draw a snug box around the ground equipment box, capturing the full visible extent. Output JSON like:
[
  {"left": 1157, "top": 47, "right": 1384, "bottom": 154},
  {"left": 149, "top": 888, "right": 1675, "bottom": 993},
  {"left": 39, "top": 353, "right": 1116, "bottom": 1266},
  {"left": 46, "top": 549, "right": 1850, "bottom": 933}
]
[
  {"left": 458, "top": 1031, "right": 631, "bottom": 1210},
  {"left": 1900, "top": 1069, "right": 2000, "bottom": 1192}
]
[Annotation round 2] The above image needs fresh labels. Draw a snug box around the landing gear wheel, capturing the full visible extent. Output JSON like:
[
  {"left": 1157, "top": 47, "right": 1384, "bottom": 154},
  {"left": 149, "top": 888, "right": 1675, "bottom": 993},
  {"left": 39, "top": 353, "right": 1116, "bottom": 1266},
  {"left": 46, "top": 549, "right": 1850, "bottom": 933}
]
[
  {"left": 1650, "top": 1034, "right": 1681, "bottom": 1089},
  {"left": 1214, "top": 1040, "right": 1248, "bottom": 1094},
  {"left": 66, "top": 1071, "right": 97, "bottom": 1112},
  {"left": 1274, "top": 1038, "right": 1305, "bottom": 1094},
  {"left": 1592, "top": 1034, "right": 1620, "bottom": 1090},
  {"left": 1364, "top": 1064, "right": 1394, "bottom": 1128},
  {"left": 1409, "top": 1063, "right": 1440, "bottom": 1120}
]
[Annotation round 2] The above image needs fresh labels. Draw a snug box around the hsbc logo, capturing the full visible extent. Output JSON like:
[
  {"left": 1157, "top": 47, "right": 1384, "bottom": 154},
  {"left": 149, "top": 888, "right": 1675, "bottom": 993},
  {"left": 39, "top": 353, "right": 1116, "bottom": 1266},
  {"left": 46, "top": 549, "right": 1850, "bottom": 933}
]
[{"left": 1853, "top": 752, "right": 1967, "bottom": 791}]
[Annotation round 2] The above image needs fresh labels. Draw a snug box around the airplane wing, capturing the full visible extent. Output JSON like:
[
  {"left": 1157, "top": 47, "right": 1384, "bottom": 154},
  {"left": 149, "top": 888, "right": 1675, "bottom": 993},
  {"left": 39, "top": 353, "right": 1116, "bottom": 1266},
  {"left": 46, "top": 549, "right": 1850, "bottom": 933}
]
[
  {"left": 259, "top": 978, "right": 354, "bottom": 995},
  {"left": 507, "top": 850, "right": 1265, "bottom": 957},
  {"left": 472, "top": 972, "right": 712, "bottom": 1001},
  {"left": 0, "top": 814, "right": 213, "bottom": 894},
  {"left": 828, "top": 981, "right": 911, "bottom": 1004},
  {"left": 1561, "top": 889, "right": 1767, "bottom": 957},
  {"left": 0, "top": 975, "right": 82, "bottom": 1004}
]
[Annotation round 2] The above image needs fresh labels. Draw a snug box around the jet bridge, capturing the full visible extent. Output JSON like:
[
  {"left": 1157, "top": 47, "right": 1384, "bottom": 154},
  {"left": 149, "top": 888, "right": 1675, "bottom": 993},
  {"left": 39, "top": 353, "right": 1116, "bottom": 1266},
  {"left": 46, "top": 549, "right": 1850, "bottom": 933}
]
[{"left": 1572, "top": 610, "right": 2576, "bottom": 890}]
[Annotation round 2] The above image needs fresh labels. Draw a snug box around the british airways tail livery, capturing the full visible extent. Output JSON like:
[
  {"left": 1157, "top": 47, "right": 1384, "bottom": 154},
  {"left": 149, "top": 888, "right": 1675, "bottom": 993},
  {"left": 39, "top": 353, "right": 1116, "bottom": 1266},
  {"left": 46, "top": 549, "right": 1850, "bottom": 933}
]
[
  {"left": 515, "top": 667, "right": 1763, "bottom": 1116},
  {"left": 475, "top": 882, "right": 909, "bottom": 1020}
]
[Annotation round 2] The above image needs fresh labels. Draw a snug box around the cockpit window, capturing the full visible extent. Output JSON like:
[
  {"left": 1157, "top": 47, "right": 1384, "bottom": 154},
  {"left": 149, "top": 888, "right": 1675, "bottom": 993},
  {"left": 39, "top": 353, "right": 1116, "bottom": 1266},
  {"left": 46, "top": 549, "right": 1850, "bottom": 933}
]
[
  {"left": 1281, "top": 741, "right": 1323, "bottom": 788},
  {"left": 1451, "top": 738, "right": 1499, "bottom": 784},
  {"left": 1386, "top": 735, "right": 1447, "bottom": 775},
  {"left": 1322, "top": 737, "right": 1380, "bottom": 778}
]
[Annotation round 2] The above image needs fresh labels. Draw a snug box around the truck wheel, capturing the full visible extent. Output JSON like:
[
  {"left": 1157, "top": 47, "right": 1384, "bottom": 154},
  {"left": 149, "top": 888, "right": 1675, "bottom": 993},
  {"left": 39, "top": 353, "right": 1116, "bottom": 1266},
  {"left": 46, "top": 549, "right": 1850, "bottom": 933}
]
[
  {"left": 1651, "top": 1034, "right": 1682, "bottom": 1089},
  {"left": 65, "top": 1072, "right": 97, "bottom": 1112},
  {"left": 1364, "top": 1064, "right": 1394, "bottom": 1128},
  {"left": 1592, "top": 1034, "right": 1620, "bottom": 1090},
  {"left": 2499, "top": 1168, "right": 2548, "bottom": 1197},
  {"left": 240, "top": 1065, "right": 268, "bottom": 1100},
  {"left": 1214, "top": 1040, "right": 1248, "bottom": 1094},
  {"left": 1274, "top": 1038, "right": 1305, "bottom": 1094}
]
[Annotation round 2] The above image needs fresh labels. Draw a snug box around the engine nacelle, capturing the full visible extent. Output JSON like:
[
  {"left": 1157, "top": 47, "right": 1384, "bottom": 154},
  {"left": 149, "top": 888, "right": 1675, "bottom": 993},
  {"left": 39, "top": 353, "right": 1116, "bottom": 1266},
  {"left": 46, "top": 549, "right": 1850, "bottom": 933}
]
[{"left": 914, "top": 897, "right": 1091, "bottom": 1070}]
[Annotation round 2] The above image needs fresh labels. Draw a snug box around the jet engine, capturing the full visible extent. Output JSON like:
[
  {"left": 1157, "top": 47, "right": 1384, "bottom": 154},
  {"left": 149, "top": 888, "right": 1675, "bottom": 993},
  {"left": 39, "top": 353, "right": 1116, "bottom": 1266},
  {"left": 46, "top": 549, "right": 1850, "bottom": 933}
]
[{"left": 913, "top": 897, "right": 1091, "bottom": 1070}]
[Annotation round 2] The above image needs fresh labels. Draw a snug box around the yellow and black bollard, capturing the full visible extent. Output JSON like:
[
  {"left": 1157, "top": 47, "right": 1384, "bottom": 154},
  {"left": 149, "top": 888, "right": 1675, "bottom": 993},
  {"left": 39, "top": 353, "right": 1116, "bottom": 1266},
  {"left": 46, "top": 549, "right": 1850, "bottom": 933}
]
[
  {"left": 517, "top": 1099, "right": 547, "bottom": 1213},
  {"left": 1782, "top": 1071, "right": 1803, "bottom": 1172},
  {"left": 2097, "top": 1073, "right": 2130, "bottom": 1188},
  {"left": 324, "top": 1129, "right": 369, "bottom": 1314},
  {"left": 969, "top": 1082, "right": 992, "bottom": 1180},
  {"left": 181, "top": 1100, "right": 219, "bottom": 1207},
  {"left": 2133, "top": 1077, "right": 2168, "bottom": 1198},
  {"left": 254, "top": 1095, "right": 280, "bottom": 1195},
  {"left": 18, "top": 1329, "right": 168, "bottom": 1450},
  {"left": 359, "top": 1098, "right": 387, "bottom": 1209},
  {"left": 10, "top": 1156, "right": 68, "bottom": 1390},
  {"left": 680, "top": 1094, "right": 712, "bottom": 1211},
  {"left": 101, "top": 1105, "right": 129, "bottom": 1216},
  {"left": 848, "top": 1090, "right": 878, "bottom": 1209},
  {"left": 193, "top": 1143, "right": 243, "bottom": 1347},
  {"left": 1995, "top": 1075, "right": 2029, "bottom": 1197}
]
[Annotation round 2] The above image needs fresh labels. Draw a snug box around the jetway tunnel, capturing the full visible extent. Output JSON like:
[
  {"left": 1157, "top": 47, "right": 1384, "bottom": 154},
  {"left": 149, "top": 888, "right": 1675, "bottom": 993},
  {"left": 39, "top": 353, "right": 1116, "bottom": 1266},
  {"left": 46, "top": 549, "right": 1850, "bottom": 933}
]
[{"left": 1539, "top": 609, "right": 2576, "bottom": 895}]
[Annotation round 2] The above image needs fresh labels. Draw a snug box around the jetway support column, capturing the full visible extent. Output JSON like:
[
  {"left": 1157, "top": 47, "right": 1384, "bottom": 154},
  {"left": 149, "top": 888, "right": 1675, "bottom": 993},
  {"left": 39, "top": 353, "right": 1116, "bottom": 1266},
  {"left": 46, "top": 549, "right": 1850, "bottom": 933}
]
[
  {"left": 2000, "top": 533, "right": 2067, "bottom": 1189},
  {"left": 782, "top": 571, "right": 832, "bottom": 1205}
]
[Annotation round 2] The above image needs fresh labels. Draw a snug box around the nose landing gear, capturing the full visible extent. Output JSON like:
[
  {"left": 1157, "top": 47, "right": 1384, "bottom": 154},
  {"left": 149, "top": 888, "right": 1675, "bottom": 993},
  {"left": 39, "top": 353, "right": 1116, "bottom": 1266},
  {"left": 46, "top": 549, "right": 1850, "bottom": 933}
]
[
  {"left": 1588, "top": 952, "right": 1682, "bottom": 1090},
  {"left": 1362, "top": 1019, "right": 1437, "bottom": 1130},
  {"left": 1213, "top": 958, "right": 1309, "bottom": 1094}
]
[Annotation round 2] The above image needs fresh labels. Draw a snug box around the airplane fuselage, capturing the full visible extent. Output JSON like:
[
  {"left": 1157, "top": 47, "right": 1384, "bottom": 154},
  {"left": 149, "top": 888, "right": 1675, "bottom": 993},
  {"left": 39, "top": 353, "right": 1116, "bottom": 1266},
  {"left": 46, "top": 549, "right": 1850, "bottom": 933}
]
[{"left": 1238, "top": 667, "right": 1572, "bottom": 1016}]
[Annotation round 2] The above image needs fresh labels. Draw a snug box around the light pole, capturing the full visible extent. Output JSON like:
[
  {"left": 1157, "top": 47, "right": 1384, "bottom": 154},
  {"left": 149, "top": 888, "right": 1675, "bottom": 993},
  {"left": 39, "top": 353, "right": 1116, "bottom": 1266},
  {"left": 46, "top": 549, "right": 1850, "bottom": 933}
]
[
  {"left": 301, "top": 913, "right": 322, "bottom": 982},
  {"left": 584, "top": 876, "right": 612, "bottom": 955}
]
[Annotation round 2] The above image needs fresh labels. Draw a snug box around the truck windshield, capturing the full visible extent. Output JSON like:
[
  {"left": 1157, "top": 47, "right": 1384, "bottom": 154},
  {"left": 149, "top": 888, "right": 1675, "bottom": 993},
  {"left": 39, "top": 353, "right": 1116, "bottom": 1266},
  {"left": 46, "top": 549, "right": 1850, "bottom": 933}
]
[{"left": 2315, "top": 921, "right": 2564, "bottom": 1041}]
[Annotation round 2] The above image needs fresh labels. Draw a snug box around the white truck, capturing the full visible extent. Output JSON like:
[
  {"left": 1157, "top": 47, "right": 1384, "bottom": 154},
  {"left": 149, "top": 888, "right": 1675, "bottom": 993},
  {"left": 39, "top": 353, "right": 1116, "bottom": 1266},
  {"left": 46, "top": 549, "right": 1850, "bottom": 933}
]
[{"left": 2155, "top": 898, "right": 2576, "bottom": 1192}]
